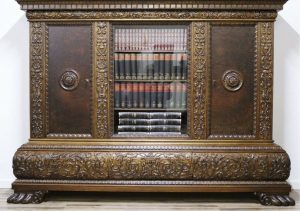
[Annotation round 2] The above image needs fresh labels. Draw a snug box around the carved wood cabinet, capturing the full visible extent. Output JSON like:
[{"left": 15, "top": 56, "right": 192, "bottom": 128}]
[{"left": 8, "top": 0, "right": 295, "bottom": 206}]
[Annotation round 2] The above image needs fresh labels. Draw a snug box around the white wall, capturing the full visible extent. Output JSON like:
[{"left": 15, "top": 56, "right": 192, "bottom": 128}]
[{"left": 0, "top": 1, "right": 299, "bottom": 189}]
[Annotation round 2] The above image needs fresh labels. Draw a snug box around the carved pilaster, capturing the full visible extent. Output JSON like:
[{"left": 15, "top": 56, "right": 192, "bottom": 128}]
[
  {"left": 93, "top": 22, "right": 110, "bottom": 138},
  {"left": 30, "top": 22, "right": 46, "bottom": 138},
  {"left": 191, "top": 22, "right": 209, "bottom": 139},
  {"left": 258, "top": 22, "right": 273, "bottom": 140}
]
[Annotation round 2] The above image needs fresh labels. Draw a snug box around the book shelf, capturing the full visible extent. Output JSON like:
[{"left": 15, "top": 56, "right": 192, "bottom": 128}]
[
  {"left": 113, "top": 25, "right": 188, "bottom": 136},
  {"left": 9, "top": 0, "right": 294, "bottom": 206}
]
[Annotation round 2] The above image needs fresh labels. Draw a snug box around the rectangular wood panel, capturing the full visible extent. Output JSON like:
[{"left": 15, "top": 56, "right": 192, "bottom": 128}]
[
  {"left": 47, "top": 24, "right": 92, "bottom": 136},
  {"left": 210, "top": 24, "right": 256, "bottom": 138}
]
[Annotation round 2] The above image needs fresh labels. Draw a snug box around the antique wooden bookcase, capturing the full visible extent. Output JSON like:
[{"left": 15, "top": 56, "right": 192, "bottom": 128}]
[{"left": 8, "top": 0, "right": 295, "bottom": 206}]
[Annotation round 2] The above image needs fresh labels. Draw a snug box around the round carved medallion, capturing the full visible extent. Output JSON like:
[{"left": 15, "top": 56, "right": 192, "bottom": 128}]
[
  {"left": 222, "top": 70, "right": 243, "bottom": 92},
  {"left": 59, "top": 69, "right": 80, "bottom": 91}
]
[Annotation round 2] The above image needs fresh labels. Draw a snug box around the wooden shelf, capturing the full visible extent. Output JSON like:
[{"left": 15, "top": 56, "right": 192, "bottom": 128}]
[
  {"left": 114, "top": 50, "right": 187, "bottom": 53},
  {"left": 115, "top": 108, "right": 186, "bottom": 111},
  {"left": 114, "top": 79, "right": 187, "bottom": 82}
]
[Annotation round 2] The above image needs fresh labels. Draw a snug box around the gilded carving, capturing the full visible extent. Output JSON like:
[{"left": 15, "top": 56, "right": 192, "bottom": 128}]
[
  {"left": 193, "top": 153, "right": 290, "bottom": 180},
  {"left": 94, "top": 22, "right": 110, "bottom": 138},
  {"left": 258, "top": 22, "right": 273, "bottom": 140},
  {"left": 13, "top": 150, "right": 290, "bottom": 181},
  {"left": 26, "top": 11, "right": 277, "bottom": 20},
  {"left": 30, "top": 22, "right": 46, "bottom": 138},
  {"left": 191, "top": 22, "right": 209, "bottom": 139}
]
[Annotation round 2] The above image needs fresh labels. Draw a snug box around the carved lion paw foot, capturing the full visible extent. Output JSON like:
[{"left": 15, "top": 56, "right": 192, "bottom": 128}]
[
  {"left": 254, "top": 192, "right": 295, "bottom": 206},
  {"left": 7, "top": 190, "right": 48, "bottom": 204}
]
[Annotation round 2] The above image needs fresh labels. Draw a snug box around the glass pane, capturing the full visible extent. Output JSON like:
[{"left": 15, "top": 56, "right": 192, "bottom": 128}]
[{"left": 113, "top": 25, "right": 188, "bottom": 137}]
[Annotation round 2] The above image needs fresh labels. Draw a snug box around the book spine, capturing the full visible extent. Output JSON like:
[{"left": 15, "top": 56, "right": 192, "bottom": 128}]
[
  {"left": 163, "top": 83, "right": 170, "bottom": 108},
  {"left": 182, "top": 53, "right": 188, "bottom": 80},
  {"left": 147, "top": 54, "right": 154, "bottom": 80},
  {"left": 120, "top": 83, "right": 126, "bottom": 108},
  {"left": 144, "top": 83, "right": 151, "bottom": 108},
  {"left": 119, "top": 119, "right": 150, "bottom": 125},
  {"left": 176, "top": 53, "right": 182, "bottom": 80},
  {"left": 138, "top": 83, "right": 145, "bottom": 108},
  {"left": 125, "top": 53, "right": 131, "bottom": 79},
  {"left": 137, "top": 54, "right": 143, "bottom": 79},
  {"left": 175, "top": 83, "right": 182, "bottom": 108},
  {"left": 150, "top": 83, "right": 157, "bottom": 108},
  {"left": 149, "top": 119, "right": 181, "bottom": 125},
  {"left": 114, "top": 54, "right": 119, "bottom": 80},
  {"left": 126, "top": 82, "right": 133, "bottom": 108},
  {"left": 115, "top": 29, "right": 119, "bottom": 51},
  {"left": 118, "top": 125, "right": 181, "bottom": 132},
  {"left": 159, "top": 53, "right": 165, "bottom": 80},
  {"left": 164, "top": 53, "right": 171, "bottom": 79},
  {"left": 142, "top": 53, "right": 148, "bottom": 80},
  {"left": 181, "top": 83, "right": 187, "bottom": 109},
  {"left": 118, "top": 53, "right": 125, "bottom": 79},
  {"left": 131, "top": 53, "right": 137, "bottom": 79},
  {"left": 150, "top": 112, "right": 181, "bottom": 119},
  {"left": 169, "top": 83, "right": 176, "bottom": 108},
  {"left": 114, "top": 82, "right": 120, "bottom": 108},
  {"left": 171, "top": 54, "right": 177, "bottom": 80},
  {"left": 157, "top": 83, "right": 163, "bottom": 108},
  {"left": 132, "top": 83, "right": 139, "bottom": 108},
  {"left": 153, "top": 54, "right": 159, "bottom": 80},
  {"left": 119, "top": 112, "right": 150, "bottom": 119}
]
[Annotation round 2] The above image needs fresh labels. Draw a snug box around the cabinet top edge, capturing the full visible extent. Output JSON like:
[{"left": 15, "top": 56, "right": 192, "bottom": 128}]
[{"left": 16, "top": 0, "right": 288, "bottom": 11}]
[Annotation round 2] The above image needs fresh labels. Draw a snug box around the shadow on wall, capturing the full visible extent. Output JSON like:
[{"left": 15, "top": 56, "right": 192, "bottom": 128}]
[
  {"left": 274, "top": 15, "right": 300, "bottom": 146},
  {"left": 0, "top": 14, "right": 29, "bottom": 145}
]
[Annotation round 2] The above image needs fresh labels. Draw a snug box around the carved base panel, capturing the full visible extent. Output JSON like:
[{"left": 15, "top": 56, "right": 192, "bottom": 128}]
[{"left": 9, "top": 142, "right": 294, "bottom": 205}]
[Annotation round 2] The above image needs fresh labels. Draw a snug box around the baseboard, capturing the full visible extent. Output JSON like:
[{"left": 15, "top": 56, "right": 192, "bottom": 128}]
[{"left": 0, "top": 180, "right": 13, "bottom": 189}]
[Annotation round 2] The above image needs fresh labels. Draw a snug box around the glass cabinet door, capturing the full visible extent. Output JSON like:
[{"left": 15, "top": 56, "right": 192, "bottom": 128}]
[{"left": 113, "top": 25, "right": 188, "bottom": 137}]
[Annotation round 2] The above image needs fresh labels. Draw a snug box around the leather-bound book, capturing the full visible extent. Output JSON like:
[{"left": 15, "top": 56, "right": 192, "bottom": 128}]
[
  {"left": 131, "top": 53, "right": 137, "bottom": 79},
  {"left": 144, "top": 83, "right": 151, "bottom": 108},
  {"left": 153, "top": 54, "right": 159, "bottom": 79},
  {"left": 159, "top": 53, "right": 165, "bottom": 80},
  {"left": 137, "top": 53, "right": 143, "bottom": 79},
  {"left": 157, "top": 83, "right": 164, "bottom": 108},
  {"left": 138, "top": 83, "right": 145, "bottom": 108},
  {"left": 181, "top": 83, "right": 187, "bottom": 109},
  {"left": 120, "top": 82, "right": 126, "bottom": 108},
  {"left": 150, "top": 83, "right": 157, "bottom": 108},
  {"left": 164, "top": 53, "right": 171, "bottom": 80},
  {"left": 114, "top": 82, "right": 120, "bottom": 108},
  {"left": 163, "top": 83, "right": 170, "bottom": 108},
  {"left": 118, "top": 53, "right": 125, "bottom": 79},
  {"left": 182, "top": 53, "right": 187, "bottom": 80},
  {"left": 125, "top": 53, "right": 131, "bottom": 79},
  {"left": 114, "top": 53, "right": 119, "bottom": 79},
  {"left": 175, "top": 83, "right": 182, "bottom": 108},
  {"left": 126, "top": 82, "right": 133, "bottom": 108},
  {"left": 132, "top": 83, "right": 139, "bottom": 108}
]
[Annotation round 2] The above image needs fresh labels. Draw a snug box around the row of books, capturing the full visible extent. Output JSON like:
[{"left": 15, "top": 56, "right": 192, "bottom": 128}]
[
  {"left": 118, "top": 125, "right": 181, "bottom": 132},
  {"left": 119, "top": 119, "right": 181, "bottom": 125},
  {"left": 114, "top": 28, "right": 187, "bottom": 51},
  {"left": 118, "top": 112, "right": 181, "bottom": 119},
  {"left": 114, "top": 82, "right": 187, "bottom": 109},
  {"left": 117, "top": 112, "right": 182, "bottom": 134},
  {"left": 114, "top": 53, "right": 188, "bottom": 80}
]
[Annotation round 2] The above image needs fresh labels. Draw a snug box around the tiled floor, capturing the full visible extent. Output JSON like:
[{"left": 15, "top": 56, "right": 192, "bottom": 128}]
[{"left": 1, "top": 189, "right": 299, "bottom": 210}]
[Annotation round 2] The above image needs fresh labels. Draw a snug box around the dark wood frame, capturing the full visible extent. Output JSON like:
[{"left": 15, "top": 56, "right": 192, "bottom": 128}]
[{"left": 8, "top": 0, "right": 294, "bottom": 206}]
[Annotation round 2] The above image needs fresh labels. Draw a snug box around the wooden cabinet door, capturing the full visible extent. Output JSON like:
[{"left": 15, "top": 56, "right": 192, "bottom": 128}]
[
  {"left": 209, "top": 24, "right": 256, "bottom": 139},
  {"left": 47, "top": 24, "right": 92, "bottom": 138}
]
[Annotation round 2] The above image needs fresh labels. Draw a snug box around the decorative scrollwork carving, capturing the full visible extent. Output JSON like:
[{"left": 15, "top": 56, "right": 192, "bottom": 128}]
[
  {"left": 31, "top": 22, "right": 45, "bottom": 138},
  {"left": 13, "top": 150, "right": 290, "bottom": 181},
  {"left": 222, "top": 70, "right": 244, "bottom": 92},
  {"left": 7, "top": 190, "right": 47, "bottom": 204},
  {"left": 258, "top": 22, "right": 273, "bottom": 140},
  {"left": 255, "top": 192, "right": 295, "bottom": 206},
  {"left": 59, "top": 69, "right": 80, "bottom": 91},
  {"left": 94, "top": 22, "right": 110, "bottom": 138},
  {"left": 191, "top": 22, "right": 209, "bottom": 139},
  {"left": 26, "top": 11, "right": 277, "bottom": 20}
]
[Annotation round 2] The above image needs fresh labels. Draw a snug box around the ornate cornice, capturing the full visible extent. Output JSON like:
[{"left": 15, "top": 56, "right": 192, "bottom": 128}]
[
  {"left": 26, "top": 11, "right": 277, "bottom": 20},
  {"left": 17, "top": 1, "right": 288, "bottom": 11}
]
